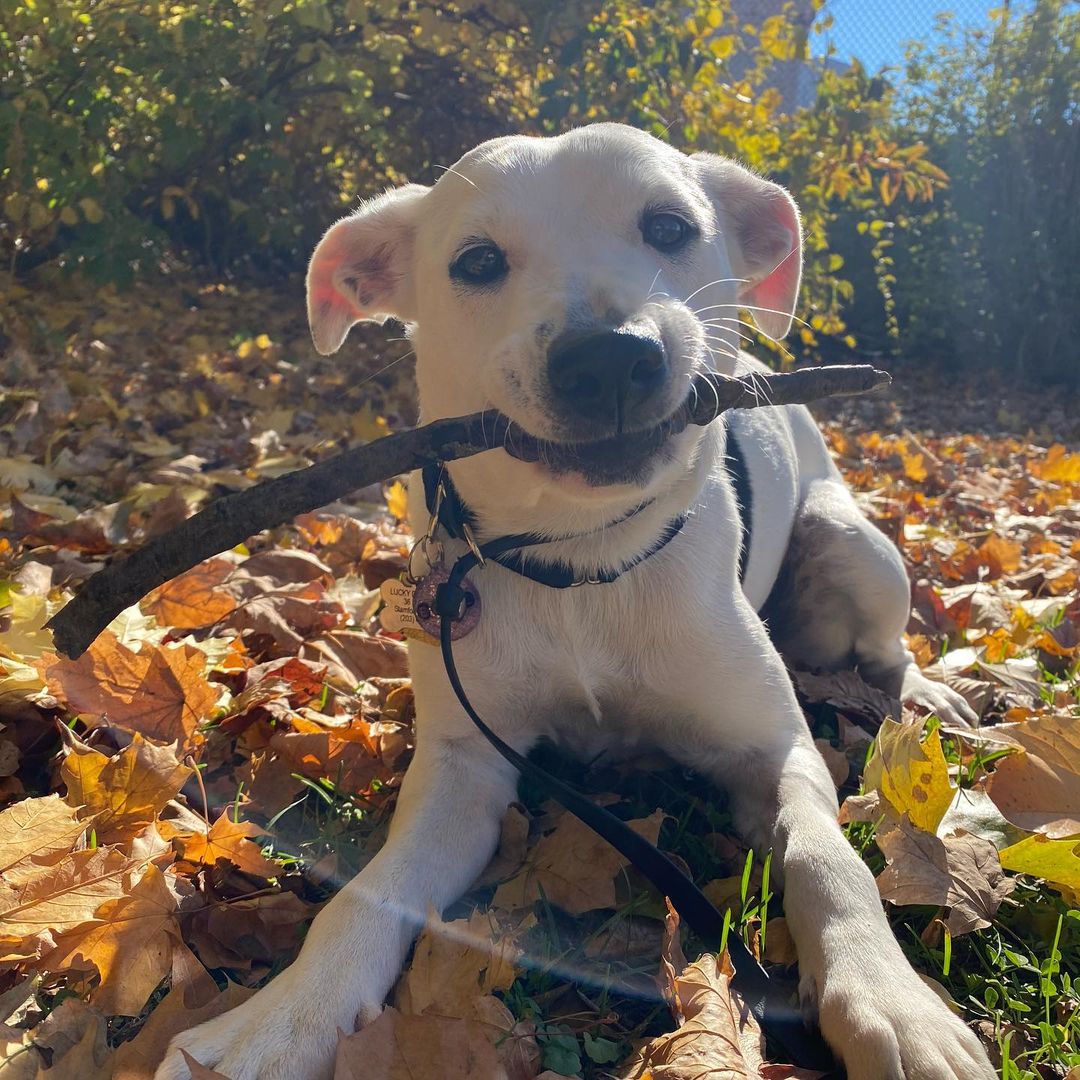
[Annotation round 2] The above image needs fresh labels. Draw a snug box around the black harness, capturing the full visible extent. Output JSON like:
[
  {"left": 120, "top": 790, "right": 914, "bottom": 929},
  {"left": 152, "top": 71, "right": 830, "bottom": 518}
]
[{"left": 417, "top": 427, "right": 837, "bottom": 1073}]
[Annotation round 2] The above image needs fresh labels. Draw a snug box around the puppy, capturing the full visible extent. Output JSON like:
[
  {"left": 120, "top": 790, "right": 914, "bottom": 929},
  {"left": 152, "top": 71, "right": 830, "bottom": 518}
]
[{"left": 159, "top": 124, "right": 990, "bottom": 1080}]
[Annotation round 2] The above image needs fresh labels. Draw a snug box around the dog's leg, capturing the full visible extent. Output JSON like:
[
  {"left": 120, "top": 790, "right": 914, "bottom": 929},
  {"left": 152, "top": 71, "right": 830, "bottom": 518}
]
[
  {"left": 767, "top": 477, "right": 978, "bottom": 726},
  {"left": 663, "top": 605, "right": 994, "bottom": 1080},
  {"left": 155, "top": 735, "right": 518, "bottom": 1080}
]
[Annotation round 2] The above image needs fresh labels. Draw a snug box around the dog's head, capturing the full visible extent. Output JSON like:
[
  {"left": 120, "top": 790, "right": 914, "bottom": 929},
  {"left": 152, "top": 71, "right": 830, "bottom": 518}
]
[{"left": 308, "top": 124, "right": 800, "bottom": 504}]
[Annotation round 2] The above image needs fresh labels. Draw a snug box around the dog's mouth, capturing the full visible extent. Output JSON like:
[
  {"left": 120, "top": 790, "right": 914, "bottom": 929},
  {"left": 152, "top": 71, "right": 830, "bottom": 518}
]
[{"left": 502, "top": 399, "right": 693, "bottom": 486}]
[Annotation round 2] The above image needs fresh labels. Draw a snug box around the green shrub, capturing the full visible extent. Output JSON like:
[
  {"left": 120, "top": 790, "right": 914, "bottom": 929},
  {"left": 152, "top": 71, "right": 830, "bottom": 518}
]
[{"left": 2, "top": 0, "right": 944, "bottom": 356}]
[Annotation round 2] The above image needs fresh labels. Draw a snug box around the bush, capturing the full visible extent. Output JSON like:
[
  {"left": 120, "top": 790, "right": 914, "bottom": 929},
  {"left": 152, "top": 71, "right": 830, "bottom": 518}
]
[
  {"left": 2, "top": 0, "right": 945, "bottom": 357},
  {"left": 888, "top": 0, "right": 1079, "bottom": 383}
]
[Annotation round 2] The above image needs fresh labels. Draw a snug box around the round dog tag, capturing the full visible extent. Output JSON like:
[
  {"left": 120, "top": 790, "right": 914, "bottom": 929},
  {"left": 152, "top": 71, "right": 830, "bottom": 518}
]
[{"left": 413, "top": 564, "right": 481, "bottom": 640}]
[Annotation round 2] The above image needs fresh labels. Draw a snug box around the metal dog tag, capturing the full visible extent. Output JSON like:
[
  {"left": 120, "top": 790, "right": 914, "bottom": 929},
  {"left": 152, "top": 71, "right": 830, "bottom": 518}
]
[
  {"left": 412, "top": 564, "right": 481, "bottom": 640},
  {"left": 379, "top": 576, "right": 438, "bottom": 646}
]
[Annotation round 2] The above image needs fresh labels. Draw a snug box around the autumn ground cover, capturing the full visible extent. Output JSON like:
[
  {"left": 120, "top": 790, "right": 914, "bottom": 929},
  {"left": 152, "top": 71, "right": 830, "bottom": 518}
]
[{"left": 1, "top": 279, "right": 1079, "bottom": 1079}]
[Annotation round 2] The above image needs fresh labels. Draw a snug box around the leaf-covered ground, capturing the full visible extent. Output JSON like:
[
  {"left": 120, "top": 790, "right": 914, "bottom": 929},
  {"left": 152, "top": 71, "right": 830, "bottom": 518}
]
[{"left": 1, "top": 280, "right": 1079, "bottom": 1080}]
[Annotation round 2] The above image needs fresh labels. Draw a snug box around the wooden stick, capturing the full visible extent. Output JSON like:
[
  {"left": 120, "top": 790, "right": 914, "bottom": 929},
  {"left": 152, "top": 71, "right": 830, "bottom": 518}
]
[{"left": 46, "top": 365, "right": 889, "bottom": 658}]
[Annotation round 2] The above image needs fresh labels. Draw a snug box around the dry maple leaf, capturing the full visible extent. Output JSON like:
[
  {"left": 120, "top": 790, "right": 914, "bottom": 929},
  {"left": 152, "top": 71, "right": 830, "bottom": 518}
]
[
  {"left": 334, "top": 1006, "right": 503, "bottom": 1080},
  {"left": 625, "top": 951, "right": 824, "bottom": 1080},
  {"left": 105, "top": 941, "right": 255, "bottom": 1080},
  {"left": 394, "top": 910, "right": 521, "bottom": 1020},
  {"left": 45, "top": 631, "right": 219, "bottom": 746},
  {"left": 0, "top": 847, "right": 139, "bottom": 954},
  {"left": 174, "top": 810, "right": 280, "bottom": 878},
  {"left": 493, "top": 809, "right": 664, "bottom": 915},
  {"left": 984, "top": 715, "right": 1080, "bottom": 838},
  {"left": 0, "top": 794, "right": 91, "bottom": 886},
  {"left": 142, "top": 557, "right": 237, "bottom": 630},
  {"left": 43, "top": 864, "right": 178, "bottom": 1016},
  {"left": 61, "top": 731, "right": 193, "bottom": 842},
  {"left": 876, "top": 821, "right": 1016, "bottom": 935}
]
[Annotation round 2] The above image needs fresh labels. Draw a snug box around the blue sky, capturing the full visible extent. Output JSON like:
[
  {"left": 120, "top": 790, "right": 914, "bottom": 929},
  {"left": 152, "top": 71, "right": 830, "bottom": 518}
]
[{"left": 811, "top": 0, "right": 1009, "bottom": 72}]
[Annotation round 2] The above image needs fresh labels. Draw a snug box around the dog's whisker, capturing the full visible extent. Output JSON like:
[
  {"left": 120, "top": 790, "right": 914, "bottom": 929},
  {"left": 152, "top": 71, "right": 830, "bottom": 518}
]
[
  {"left": 432, "top": 162, "right": 481, "bottom": 191},
  {"left": 681, "top": 276, "right": 748, "bottom": 307}
]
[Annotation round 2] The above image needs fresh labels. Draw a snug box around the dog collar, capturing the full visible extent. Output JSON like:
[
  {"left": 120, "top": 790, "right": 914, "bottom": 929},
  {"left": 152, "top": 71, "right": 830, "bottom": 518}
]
[
  {"left": 419, "top": 420, "right": 751, "bottom": 589},
  {"left": 420, "top": 462, "right": 686, "bottom": 589}
]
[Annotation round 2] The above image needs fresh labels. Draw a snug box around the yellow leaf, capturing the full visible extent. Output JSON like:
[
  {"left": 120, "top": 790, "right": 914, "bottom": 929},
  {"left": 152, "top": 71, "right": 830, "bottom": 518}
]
[
  {"left": 902, "top": 452, "right": 928, "bottom": 482},
  {"left": 237, "top": 339, "right": 254, "bottom": 359},
  {"left": 254, "top": 333, "right": 272, "bottom": 349},
  {"left": 385, "top": 480, "right": 409, "bottom": 522},
  {"left": 44, "top": 864, "right": 177, "bottom": 1016},
  {"left": 0, "top": 794, "right": 90, "bottom": 887},
  {"left": 864, "top": 719, "right": 955, "bottom": 833},
  {"left": 999, "top": 834, "right": 1080, "bottom": 904},
  {"left": 61, "top": 731, "right": 193, "bottom": 840}
]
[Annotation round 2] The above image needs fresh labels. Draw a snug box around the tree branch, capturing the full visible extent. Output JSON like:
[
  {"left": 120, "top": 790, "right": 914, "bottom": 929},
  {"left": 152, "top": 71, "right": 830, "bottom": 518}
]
[{"left": 46, "top": 364, "right": 889, "bottom": 658}]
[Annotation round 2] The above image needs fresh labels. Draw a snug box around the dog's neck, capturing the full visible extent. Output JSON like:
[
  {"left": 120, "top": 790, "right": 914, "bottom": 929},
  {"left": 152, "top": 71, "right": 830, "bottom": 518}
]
[{"left": 438, "top": 422, "right": 720, "bottom": 576}]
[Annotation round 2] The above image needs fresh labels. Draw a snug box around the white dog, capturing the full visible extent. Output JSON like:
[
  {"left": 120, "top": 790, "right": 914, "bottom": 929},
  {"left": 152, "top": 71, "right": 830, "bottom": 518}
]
[{"left": 159, "top": 124, "right": 991, "bottom": 1080}]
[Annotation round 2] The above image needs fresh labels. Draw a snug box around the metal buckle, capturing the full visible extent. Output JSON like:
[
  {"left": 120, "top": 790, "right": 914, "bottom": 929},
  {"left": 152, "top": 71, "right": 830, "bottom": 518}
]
[{"left": 461, "top": 522, "right": 486, "bottom": 567}]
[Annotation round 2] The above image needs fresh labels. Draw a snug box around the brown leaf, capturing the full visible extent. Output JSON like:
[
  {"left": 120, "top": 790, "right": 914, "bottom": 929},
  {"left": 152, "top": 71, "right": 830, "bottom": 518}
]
[
  {"left": 186, "top": 890, "right": 311, "bottom": 974},
  {"left": 0, "top": 794, "right": 90, "bottom": 887},
  {"left": 0, "top": 847, "right": 136, "bottom": 951},
  {"left": 174, "top": 810, "right": 280, "bottom": 878},
  {"left": 142, "top": 557, "right": 237, "bottom": 630},
  {"left": 493, "top": 809, "right": 664, "bottom": 915},
  {"left": 985, "top": 715, "right": 1080, "bottom": 838},
  {"left": 394, "top": 910, "right": 520, "bottom": 1020},
  {"left": 333, "top": 1007, "right": 503, "bottom": 1080},
  {"left": 876, "top": 822, "right": 1016, "bottom": 935},
  {"left": 45, "top": 632, "right": 219, "bottom": 745},
  {"left": 43, "top": 864, "right": 177, "bottom": 1015},
  {"left": 107, "top": 941, "right": 254, "bottom": 1080},
  {"left": 300, "top": 630, "right": 408, "bottom": 687},
  {"left": 179, "top": 1049, "right": 234, "bottom": 1079},
  {"left": 61, "top": 732, "right": 193, "bottom": 842}
]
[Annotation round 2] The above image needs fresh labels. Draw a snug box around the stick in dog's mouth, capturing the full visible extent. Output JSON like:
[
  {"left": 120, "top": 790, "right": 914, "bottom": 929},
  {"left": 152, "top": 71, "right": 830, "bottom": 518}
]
[{"left": 501, "top": 402, "right": 691, "bottom": 477}]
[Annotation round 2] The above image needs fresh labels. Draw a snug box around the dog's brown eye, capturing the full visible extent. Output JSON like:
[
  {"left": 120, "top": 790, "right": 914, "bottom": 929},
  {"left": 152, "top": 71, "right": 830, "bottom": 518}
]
[
  {"left": 643, "top": 212, "right": 694, "bottom": 252},
  {"left": 450, "top": 243, "right": 507, "bottom": 286}
]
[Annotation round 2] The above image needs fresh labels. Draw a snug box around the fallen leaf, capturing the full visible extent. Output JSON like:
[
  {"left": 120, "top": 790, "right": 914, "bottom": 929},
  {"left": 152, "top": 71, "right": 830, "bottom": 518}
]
[
  {"left": 45, "top": 632, "right": 219, "bottom": 745},
  {"left": 43, "top": 864, "right": 178, "bottom": 1015},
  {"left": 876, "top": 822, "right": 1015, "bottom": 935},
  {"left": 61, "top": 732, "right": 193, "bottom": 841},
  {"left": 395, "top": 910, "right": 520, "bottom": 1019},
  {"left": 107, "top": 941, "right": 254, "bottom": 1080},
  {"left": 998, "top": 834, "right": 1080, "bottom": 904},
  {"left": 334, "top": 1006, "right": 503, "bottom": 1080},
  {"left": 984, "top": 715, "right": 1080, "bottom": 838},
  {"left": 0, "top": 794, "right": 90, "bottom": 886},
  {"left": 142, "top": 558, "right": 237, "bottom": 630},
  {"left": 0, "top": 847, "right": 137, "bottom": 953},
  {"left": 864, "top": 718, "right": 955, "bottom": 833},
  {"left": 493, "top": 809, "right": 664, "bottom": 915},
  {"left": 174, "top": 810, "right": 280, "bottom": 878}
]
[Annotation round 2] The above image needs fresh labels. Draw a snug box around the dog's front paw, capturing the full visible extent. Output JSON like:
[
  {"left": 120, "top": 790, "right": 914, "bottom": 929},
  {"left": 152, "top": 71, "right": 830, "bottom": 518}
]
[
  {"left": 903, "top": 669, "right": 979, "bottom": 728},
  {"left": 810, "top": 965, "right": 994, "bottom": 1080},
  {"left": 154, "top": 970, "right": 374, "bottom": 1080}
]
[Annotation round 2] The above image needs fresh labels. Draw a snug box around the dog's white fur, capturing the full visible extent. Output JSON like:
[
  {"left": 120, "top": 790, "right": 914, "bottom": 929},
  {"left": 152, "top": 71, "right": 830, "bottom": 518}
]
[{"left": 158, "top": 125, "right": 990, "bottom": 1080}]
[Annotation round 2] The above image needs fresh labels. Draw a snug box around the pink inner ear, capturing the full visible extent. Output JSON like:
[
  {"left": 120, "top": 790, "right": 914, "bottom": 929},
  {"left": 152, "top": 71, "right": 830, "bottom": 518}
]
[
  {"left": 743, "top": 237, "right": 801, "bottom": 341},
  {"left": 306, "top": 221, "right": 377, "bottom": 355}
]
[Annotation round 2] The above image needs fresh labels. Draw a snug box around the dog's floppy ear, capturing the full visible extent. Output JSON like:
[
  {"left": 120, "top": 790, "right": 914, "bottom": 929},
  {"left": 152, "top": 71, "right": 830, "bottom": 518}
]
[
  {"left": 691, "top": 154, "right": 802, "bottom": 340},
  {"left": 306, "top": 183, "right": 429, "bottom": 355}
]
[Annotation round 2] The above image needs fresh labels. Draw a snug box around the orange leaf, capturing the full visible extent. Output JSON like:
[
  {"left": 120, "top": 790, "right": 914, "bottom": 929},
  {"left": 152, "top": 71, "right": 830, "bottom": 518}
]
[
  {"left": 143, "top": 557, "right": 237, "bottom": 630},
  {"left": 45, "top": 631, "right": 219, "bottom": 745},
  {"left": 0, "top": 794, "right": 92, "bottom": 886},
  {"left": 175, "top": 811, "right": 280, "bottom": 878},
  {"left": 61, "top": 732, "right": 193, "bottom": 841}
]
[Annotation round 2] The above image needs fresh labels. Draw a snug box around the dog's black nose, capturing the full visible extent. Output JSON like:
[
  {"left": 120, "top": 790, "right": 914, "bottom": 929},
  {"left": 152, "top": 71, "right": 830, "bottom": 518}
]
[{"left": 547, "top": 329, "right": 669, "bottom": 428}]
